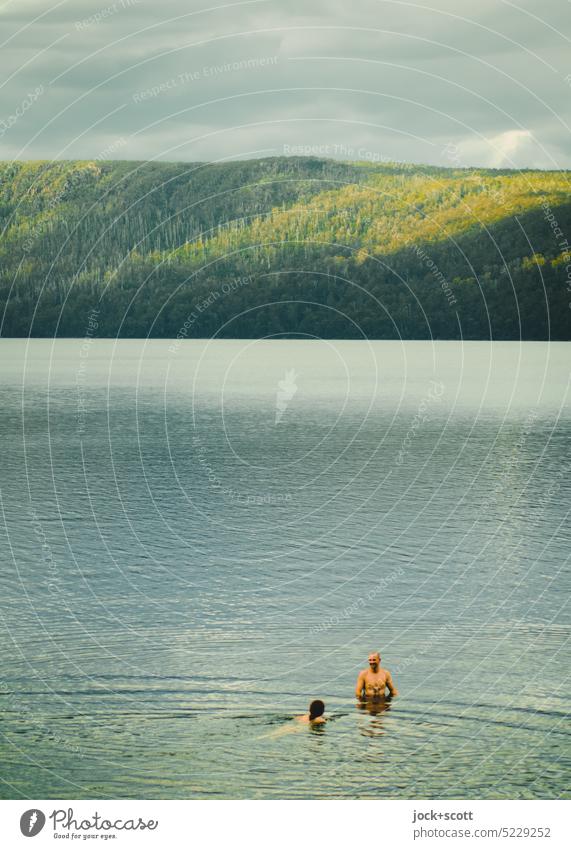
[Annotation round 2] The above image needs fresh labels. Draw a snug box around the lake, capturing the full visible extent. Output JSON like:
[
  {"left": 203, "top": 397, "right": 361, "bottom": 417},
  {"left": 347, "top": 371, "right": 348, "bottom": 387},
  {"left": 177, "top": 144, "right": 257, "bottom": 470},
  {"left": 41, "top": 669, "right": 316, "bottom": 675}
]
[{"left": 0, "top": 339, "right": 569, "bottom": 799}]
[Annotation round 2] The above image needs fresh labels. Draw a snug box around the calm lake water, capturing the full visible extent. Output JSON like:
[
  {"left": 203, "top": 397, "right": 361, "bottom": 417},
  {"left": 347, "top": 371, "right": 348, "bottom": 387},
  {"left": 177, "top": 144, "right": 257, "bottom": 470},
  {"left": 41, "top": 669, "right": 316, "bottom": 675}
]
[{"left": 0, "top": 339, "right": 569, "bottom": 799}]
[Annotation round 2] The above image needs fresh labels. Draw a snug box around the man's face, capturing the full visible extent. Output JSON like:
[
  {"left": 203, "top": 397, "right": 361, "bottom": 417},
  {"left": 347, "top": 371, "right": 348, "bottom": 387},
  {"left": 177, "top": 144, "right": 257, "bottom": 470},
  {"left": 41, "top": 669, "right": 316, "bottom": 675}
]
[{"left": 368, "top": 653, "right": 380, "bottom": 671}]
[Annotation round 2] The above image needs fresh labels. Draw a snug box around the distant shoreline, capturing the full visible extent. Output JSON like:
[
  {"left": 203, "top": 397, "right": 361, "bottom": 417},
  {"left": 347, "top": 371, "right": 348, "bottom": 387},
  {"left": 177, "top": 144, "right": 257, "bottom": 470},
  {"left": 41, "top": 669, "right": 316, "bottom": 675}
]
[{"left": 1, "top": 337, "right": 568, "bottom": 344}]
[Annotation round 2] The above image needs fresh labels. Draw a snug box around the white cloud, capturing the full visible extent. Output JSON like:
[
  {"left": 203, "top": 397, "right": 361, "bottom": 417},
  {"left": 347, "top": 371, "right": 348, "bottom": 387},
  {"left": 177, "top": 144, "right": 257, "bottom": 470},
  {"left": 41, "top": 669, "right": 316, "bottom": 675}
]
[
  {"left": 449, "top": 129, "right": 559, "bottom": 170},
  {"left": 490, "top": 129, "right": 533, "bottom": 168}
]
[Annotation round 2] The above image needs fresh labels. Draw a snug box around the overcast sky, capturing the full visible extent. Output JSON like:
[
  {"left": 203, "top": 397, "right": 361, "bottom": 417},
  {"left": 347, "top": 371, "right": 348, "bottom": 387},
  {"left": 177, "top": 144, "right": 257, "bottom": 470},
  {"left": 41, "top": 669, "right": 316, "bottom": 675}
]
[{"left": 1, "top": 0, "right": 570, "bottom": 167}]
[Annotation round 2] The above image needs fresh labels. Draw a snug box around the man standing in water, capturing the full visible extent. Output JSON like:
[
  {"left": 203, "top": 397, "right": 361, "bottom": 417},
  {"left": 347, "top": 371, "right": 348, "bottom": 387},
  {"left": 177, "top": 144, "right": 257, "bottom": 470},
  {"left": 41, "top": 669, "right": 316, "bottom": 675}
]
[{"left": 355, "top": 652, "right": 399, "bottom": 700}]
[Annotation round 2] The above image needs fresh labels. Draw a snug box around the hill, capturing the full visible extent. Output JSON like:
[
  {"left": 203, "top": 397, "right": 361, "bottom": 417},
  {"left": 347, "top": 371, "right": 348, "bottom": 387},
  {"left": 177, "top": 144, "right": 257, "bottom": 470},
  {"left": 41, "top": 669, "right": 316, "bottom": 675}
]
[{"left": 1, "top": 157, "right": 570, "bottom": 339}]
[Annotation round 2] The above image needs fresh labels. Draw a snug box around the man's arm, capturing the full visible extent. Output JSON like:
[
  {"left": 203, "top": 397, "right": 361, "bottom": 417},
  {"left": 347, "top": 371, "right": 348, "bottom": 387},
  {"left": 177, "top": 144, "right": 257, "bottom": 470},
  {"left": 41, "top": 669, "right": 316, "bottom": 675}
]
[
  {"left": 355, "top": 671, "right": 366, "bottom": 700},
  {"left": 385, "top": 670, "right": 399, "bottom": 697}
]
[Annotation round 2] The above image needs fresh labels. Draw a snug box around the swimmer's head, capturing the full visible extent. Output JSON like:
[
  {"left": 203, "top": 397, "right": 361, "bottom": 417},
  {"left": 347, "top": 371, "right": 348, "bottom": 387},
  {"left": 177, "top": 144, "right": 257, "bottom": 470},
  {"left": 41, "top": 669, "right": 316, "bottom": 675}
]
[
  {"left": 309, "top": 699, "right": 325, "bottom": 720},
  {"left": 368, "top": 652, "right": 381, "bottom": 671}
]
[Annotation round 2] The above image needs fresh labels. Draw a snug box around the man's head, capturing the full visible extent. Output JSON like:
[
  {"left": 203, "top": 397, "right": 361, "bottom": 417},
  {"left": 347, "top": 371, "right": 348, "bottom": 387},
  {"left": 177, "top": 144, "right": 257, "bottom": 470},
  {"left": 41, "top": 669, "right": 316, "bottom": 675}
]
[
  {"left": 368, "top": 652, "right": 381, "bottom": 671},
  {"left": 309, "top": 699, "right": 325, "bottom": 720}
]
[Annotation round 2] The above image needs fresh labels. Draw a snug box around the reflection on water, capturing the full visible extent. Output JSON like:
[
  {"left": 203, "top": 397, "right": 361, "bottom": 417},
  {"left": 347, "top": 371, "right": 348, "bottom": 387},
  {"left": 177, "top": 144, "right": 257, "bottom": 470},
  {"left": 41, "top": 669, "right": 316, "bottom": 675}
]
[{"left": 0, "top": 340, "right": 569, "bottom": 799}]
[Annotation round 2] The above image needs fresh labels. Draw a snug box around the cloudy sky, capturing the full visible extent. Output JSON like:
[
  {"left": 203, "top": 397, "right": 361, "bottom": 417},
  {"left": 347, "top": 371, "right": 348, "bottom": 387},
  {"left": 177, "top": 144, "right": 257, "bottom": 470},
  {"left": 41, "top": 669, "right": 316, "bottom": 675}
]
[{"left": 1, "top": 0, "right": 570, "bottom": 167}]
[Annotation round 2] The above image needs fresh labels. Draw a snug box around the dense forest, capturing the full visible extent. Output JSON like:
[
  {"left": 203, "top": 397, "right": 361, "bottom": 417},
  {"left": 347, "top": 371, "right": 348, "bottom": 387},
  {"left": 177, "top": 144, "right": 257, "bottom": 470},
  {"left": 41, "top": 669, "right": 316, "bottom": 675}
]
[{"left": 1, "top": 157, "right": 570, "bottom": 339}]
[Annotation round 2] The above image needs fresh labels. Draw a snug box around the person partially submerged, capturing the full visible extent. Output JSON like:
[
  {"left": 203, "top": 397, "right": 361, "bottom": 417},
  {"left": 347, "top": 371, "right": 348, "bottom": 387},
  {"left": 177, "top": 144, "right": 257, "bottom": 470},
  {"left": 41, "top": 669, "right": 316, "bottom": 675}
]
[
  {"left": 355, "top": 652, "right": 398, "bottom": 700},
  {"left": 296, "top": 699, "right": 326, "bottom": 724}
]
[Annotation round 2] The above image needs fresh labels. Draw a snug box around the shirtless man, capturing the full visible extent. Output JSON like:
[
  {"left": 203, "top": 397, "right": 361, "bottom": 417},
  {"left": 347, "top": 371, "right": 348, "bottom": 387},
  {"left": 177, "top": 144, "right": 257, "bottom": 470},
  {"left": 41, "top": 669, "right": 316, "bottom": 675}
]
[{"left": 355, "top": 652, "right": 398, "bottom": 700}]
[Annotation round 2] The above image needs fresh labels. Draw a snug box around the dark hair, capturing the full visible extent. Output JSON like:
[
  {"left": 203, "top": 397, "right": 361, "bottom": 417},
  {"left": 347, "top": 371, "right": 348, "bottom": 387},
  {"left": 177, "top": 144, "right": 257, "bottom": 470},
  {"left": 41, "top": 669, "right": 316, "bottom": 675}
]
[{"left": 309, "top": 699, "right": 325, "bottom": 720}]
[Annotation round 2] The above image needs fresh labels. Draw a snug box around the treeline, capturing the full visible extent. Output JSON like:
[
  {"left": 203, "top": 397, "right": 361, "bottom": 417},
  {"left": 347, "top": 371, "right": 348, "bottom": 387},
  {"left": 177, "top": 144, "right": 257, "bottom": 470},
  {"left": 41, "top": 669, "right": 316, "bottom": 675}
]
[{"left": 1, "top": 157, "right": 570, "bottom": 339}]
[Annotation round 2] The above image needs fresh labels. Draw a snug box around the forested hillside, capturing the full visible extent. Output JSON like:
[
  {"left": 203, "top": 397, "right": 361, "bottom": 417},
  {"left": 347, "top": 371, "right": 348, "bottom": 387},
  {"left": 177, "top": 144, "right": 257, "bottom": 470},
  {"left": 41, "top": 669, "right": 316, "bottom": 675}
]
[{"left": 1, "top": 157, "right": 570, "bottom": 339}]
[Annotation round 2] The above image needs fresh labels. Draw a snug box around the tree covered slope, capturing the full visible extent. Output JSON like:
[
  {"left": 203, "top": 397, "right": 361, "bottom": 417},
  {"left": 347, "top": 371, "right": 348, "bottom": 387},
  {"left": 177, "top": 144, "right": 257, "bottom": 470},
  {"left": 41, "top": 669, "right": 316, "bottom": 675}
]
[{"left": 1, "top": 157, "right": 570, "bottom": 339}]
